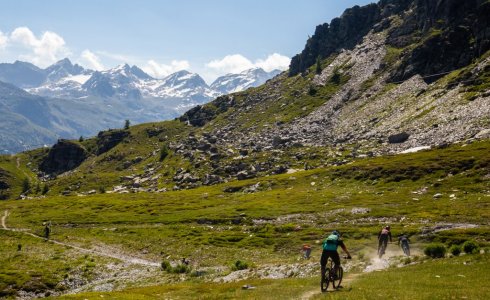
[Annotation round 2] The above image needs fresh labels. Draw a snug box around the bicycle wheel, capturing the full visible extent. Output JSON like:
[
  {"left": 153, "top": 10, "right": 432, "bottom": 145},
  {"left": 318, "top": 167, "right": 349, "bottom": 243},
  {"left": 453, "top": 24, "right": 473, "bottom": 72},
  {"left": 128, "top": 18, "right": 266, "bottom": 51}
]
[
  {"left": 332, "top": 266, "right": 343, "bottom": 289},
  {"left": 402, "top": 244, "right": 410, "bottom": 256},
  {"left": 379, "top": 244, "right": 386, "bottom": 258},
  {"left": 321, "top": 267, "right": 330, "bottom": 292}
]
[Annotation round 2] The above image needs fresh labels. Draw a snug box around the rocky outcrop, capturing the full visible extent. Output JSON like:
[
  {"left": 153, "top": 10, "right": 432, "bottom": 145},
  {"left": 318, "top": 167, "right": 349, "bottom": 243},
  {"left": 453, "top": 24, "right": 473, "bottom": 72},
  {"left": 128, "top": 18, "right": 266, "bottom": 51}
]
[
  {"left": 179, "top": 95, "right": 235, "bottom": 127},
  {"left": 0, "top": 168, "right": 10, "bottom": 190},
  {"left": 388, "top": 0, "right": 490, "bottom": 82},
  {"left": 39, "top": 140, "right": 87, "bottom": 175},
  {"left": 96, "top": 129, "right": 129, "bottom": 155},
  {"left": 289, "top": 3, "right": 382, "bottom": 76}
]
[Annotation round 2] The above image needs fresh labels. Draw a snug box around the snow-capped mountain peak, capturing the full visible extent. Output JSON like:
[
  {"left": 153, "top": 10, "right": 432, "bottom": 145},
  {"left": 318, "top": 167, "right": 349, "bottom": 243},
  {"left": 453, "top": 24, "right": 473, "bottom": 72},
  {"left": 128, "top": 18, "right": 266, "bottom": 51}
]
[
  {"left": 11, "top": 59, "right": 281, "bottom": 103},
  {"left": 45, "top": 58, "right": 86, "bottom": 83},
  {"left": 210, "top": 67, "right": 282, "bottom": 94}
]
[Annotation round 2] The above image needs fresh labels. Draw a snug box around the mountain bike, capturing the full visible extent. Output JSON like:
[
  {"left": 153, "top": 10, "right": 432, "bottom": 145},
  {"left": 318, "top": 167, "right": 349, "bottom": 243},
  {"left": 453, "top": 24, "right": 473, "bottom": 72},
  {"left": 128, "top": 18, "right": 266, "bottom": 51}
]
[
  {"left": 401, "top": 243, "right": 410, "bottom": 256},
  {"left": 321, "top": 256, "right": 347, "bottom": 292},
  {"left": 378, "top": 242, "right": 386, "bottom": 258}
]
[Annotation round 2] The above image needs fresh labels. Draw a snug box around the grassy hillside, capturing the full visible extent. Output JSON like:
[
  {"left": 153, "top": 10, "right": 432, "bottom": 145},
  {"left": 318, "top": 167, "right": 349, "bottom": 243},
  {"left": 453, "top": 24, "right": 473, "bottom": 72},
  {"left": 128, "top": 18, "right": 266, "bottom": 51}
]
[{"left": 1, "top": 141, "right": 488, "bottom": 298}]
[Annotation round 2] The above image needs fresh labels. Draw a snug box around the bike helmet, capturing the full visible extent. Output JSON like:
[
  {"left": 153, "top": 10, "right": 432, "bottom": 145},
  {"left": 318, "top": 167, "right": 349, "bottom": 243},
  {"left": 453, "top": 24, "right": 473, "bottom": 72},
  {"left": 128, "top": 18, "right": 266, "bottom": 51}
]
[{"left": 332, "top": 230, "right": 340, "bottom": 236}]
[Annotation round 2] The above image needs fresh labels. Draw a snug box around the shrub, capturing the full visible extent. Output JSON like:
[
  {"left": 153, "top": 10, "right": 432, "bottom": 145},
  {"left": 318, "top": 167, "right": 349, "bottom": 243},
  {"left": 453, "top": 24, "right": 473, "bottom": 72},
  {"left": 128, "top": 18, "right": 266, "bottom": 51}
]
[
  {"left": 172, "top": 264, "right": 191, "bottom": 274},
  {"left": 449, "top": 244, "right": 462, "bottom": 256},
  {"left": 159, "top": 144, "right": 169, "bottom": 161},
  {"left": 42, "top": 184, "right": 49, "bottom": 195},
  {"left": 424, "top": 243, "right": 447, "bottom": 258},
  {"left": 308, "top": 85, "right": 317, "bottom": 96},
  {"left": 462, "top": 240, "right": 479, "bottom": 254},
  {"left": 330, "top": 70, "right": 341, "bottom": 84},
  {"left": 161, "top": 260, "right": 191, "bottom": 273},
  {"left": 232, "top": 260, "right": 249, "bottom": 271},
  {"left": 161, "top": 260, "right": 171, "bottom": 271}
]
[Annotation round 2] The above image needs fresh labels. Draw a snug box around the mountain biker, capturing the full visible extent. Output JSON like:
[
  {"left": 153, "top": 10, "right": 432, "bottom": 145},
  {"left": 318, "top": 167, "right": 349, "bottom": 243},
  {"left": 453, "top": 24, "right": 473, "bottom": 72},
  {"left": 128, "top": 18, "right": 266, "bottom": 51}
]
[
  {"left": 378, "top": 226, "right": 392, "bottom": 255},
  {"left": 321, "top": 230, "right": 352, "bottom": 280},
  {"left": 398, "top": 234, "right": 411, "bottom": 256},
  {"left": 43, "top": 221, "right": 51, "bottom": 240}
]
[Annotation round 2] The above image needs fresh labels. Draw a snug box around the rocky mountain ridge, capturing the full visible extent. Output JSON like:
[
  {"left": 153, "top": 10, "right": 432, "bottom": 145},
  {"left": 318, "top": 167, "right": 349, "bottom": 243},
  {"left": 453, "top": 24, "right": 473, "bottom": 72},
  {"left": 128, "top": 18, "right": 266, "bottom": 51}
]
[
  {"left": 0, "top": 59, "right": 281, "bottom": 153},
  {"left": 0, "top": 59, "right": 280, "bottom": 102},
  {"left": 1, "top": 0, "right": 489, "bottom": 196}
]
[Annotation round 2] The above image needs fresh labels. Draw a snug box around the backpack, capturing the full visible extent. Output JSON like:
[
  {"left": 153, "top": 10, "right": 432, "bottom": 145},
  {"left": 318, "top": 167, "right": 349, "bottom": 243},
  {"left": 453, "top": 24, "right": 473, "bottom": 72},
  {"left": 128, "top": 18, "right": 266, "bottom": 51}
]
[{"left": 322, "top": 234, "right": 339, "bottom": 251}]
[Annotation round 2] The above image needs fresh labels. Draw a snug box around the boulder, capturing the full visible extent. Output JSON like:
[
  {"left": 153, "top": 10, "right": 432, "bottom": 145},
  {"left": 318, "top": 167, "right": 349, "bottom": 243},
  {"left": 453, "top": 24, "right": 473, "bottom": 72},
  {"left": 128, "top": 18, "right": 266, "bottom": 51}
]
[{"left": 388, "top": 132, "right": 410, "bottom": 144}]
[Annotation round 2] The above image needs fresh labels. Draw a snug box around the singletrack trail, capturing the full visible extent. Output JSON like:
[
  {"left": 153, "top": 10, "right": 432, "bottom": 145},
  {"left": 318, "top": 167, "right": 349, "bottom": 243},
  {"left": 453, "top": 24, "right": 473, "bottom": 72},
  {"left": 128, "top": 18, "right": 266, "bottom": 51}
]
[
  {"left": 1, "top": 209, "right": 8, "bottom": 229},
  {"left": 300, "top": 273, "right": 360, "bottom": 300},
  {"left": 1, "top": 209, "right": 160, "bottom": 267}
]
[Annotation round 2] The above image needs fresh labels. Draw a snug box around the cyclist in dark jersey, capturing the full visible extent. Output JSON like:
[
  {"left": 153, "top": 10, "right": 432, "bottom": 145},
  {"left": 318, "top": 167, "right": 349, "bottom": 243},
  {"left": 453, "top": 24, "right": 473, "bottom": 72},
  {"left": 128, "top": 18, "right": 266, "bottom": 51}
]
[
  {"left": 321, "top": 230, "right": 352, "bottom": 279},
  {"left": 378, "top": 226, "right": 392, "bottom": 255}
]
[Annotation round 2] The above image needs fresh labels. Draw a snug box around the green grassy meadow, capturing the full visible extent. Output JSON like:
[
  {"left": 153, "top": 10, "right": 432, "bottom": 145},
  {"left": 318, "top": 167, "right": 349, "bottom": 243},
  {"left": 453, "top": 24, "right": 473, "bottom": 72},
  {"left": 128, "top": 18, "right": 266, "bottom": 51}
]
[{"left": 0, "top": 140, "right": 489, "bottom": 298}]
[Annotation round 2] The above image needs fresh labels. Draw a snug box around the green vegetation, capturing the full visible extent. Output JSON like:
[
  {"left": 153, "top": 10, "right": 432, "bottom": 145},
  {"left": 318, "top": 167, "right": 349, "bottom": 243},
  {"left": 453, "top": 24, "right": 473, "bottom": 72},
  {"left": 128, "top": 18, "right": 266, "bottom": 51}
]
[
  {"left": 424, "top": 243, "right": 447, "bottom": 258},
  {"left": 53, "top": 254, "right": 490, "bottom": 299},
  {"left": 449, "top": 244, "right": 461, "bottom": 256},
  {"left": 0, "top": 140, "right": 488, "bottom": 297},
  {"left": 462, "top": 240, "right": 479, "bottom": 254}
]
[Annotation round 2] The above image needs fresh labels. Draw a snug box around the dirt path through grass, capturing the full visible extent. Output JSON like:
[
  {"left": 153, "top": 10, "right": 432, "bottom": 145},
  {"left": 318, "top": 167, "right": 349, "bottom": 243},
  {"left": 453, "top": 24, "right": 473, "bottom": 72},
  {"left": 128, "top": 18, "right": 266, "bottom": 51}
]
[
  {"left": 1, "top": 209, "right": 161, "bottom": 267},
  {"left": 1, "top": 209, "right": 8, "bottom": 229}
]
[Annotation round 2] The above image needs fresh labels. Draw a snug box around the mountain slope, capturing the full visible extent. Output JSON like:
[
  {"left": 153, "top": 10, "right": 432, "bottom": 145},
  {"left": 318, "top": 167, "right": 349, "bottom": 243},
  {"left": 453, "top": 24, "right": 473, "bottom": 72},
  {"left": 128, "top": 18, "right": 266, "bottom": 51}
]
[
  {"left": 0, "top": 61, "right": 46, "bottom": 88},
  {"left": 3, "top": 0, "right": 490, "bottom": 195}
]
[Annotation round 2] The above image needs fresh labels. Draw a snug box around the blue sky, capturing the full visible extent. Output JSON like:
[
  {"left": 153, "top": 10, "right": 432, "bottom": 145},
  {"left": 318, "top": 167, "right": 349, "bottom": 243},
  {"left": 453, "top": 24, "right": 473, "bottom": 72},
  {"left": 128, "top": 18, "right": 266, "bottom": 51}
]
[{"left": 0, "top": 0, "right": 375, "bottom": 82}]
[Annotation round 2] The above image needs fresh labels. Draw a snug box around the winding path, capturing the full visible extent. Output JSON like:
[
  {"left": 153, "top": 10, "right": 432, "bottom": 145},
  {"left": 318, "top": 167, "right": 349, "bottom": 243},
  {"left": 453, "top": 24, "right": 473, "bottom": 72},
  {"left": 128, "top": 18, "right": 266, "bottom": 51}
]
[{"left": 1, "top": 209, "right": 160, "bottom": 267}]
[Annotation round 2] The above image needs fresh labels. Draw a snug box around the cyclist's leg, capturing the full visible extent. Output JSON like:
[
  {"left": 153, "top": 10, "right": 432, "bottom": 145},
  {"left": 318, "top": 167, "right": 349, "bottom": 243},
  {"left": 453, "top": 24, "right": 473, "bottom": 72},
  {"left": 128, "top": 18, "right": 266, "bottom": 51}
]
[
  {"left": 331, "top": 251, "right": 341, "bottom": 278},
  {"left": 320, "top": 250, "right": 328, "bottom": 279}
]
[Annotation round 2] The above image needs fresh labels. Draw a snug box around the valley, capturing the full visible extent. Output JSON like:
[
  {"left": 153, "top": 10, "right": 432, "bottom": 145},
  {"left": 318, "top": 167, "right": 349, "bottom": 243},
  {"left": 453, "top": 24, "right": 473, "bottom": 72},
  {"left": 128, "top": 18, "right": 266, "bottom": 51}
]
[{"left": 0, "top": 0, "right": 489, "bottom": 299}]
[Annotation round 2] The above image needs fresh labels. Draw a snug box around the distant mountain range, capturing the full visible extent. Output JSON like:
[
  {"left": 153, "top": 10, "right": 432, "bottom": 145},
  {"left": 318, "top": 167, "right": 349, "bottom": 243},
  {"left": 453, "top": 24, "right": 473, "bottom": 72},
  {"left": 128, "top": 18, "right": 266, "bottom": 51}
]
[{"left": 0, "top": 59, "right": 281, "bottom": 153}]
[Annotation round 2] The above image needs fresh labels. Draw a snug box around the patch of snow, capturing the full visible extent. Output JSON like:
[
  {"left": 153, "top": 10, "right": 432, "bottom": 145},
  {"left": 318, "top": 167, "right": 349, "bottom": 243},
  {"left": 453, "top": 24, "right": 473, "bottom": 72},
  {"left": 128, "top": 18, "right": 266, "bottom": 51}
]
[{"left": 400, "top": 146, "right": 431, "bottom": 154}]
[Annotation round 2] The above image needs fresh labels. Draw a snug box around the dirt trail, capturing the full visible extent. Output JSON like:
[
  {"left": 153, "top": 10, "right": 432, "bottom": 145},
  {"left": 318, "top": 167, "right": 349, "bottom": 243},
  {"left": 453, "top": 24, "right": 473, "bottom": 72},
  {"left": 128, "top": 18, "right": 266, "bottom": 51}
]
[
  {"left": 1, "top": 210, "right": 160, "bottom": 267},
  {"left": 300, "top": 248, "right": 399, "bottom": 300},
  {"left": 1, "top": 209, "right": 9, "bottom": 229},
  {"left": 300, "top": 273, "right": 360, "bottom": 300}
]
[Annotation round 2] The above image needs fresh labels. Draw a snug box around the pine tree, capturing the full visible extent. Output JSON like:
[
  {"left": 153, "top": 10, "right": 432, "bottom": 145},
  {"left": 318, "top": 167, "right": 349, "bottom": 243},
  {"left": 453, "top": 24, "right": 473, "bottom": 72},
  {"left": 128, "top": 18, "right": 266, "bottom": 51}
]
[
  {"left": 315, "top": 56, "right": 322, "bottom": 74},
  {"left": 21, "top": 178, "right": 30, "bottom": 194},
  {"left": 42, "top": 184, "right": 49, "bottom": 195},
  {"left": 124, "top": 120, "right": 131, "bottom": 130}
]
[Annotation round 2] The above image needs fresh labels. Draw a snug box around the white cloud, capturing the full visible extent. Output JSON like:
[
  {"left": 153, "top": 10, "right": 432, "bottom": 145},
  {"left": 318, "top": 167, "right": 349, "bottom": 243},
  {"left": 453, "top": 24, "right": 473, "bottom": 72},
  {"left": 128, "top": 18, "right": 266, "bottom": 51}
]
[
  {"left": 96, "top": 51, "right": 137, "bottom": 63},
  {"left": 80, "top": 50, "right": 104, "bottom": 71},
  {"left": 254, "top": 53, "right": 290, "bottom": 72},
  {"left": 0, "top": 31, "right": 9, "bottom": 49},
  {"left": 202, "top": 53, "right": 290, "bottom": 83},
  {"left": 206, "top": 54, "right": 254, "bottom": 74},
  {"left": 206, "top": 53, "right": 290, "bottom": 75},
  {"left": 9, "top": 27, "right": 69, "bottom": 67},
  {"left": 142, "top": 59, "right": 190, "bottom": 78}
]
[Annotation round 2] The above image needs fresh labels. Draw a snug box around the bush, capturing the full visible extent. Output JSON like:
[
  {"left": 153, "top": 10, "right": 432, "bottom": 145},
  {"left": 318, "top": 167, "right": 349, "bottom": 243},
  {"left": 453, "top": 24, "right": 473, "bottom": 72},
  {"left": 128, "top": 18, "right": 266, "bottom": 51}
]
[
  {"left": 424, "top": 243, "right": 447, "bottom": 258},
  {"left": 462, "top": 240, "right": 479, "bottom": 254},
  {"left": 159, "top": 144, "right": 169, "bottom": 161},
  {"left": 172, "top": 264, "right": 191, "bottom": 274},
  {"left": 232, "top": 260, "right": 249, "bottom": 271},
  {"left": 330, "top": 70, "right": 341, "bottom": 84},
  {"left": 161, "top": 260, "right": 191, "bottom": 273},
  {"left": 449, "top": 244, "right": 462, "bottom": 256},
  {"left": 161, "top": 260, "right": 171, "bottom": 271},
  {"left": 308, "top": 85, "right": 317, "bottom": 96}
]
